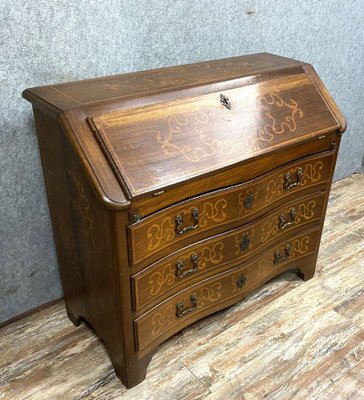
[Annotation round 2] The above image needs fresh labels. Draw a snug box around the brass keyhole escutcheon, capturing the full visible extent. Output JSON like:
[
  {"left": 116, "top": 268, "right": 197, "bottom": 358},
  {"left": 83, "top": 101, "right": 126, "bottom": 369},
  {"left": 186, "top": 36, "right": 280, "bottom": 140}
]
[
  {"left": 236, "top": 274, "right": 246, "bottom": 289},
  {"left": 244, "top": 192, "right": 254, "bottom": 209}
]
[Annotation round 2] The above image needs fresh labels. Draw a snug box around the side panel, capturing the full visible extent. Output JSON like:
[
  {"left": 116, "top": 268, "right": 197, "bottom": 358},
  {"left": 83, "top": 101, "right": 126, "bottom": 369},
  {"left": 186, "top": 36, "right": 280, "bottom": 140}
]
[{"left": 32, "top": 107, "right": 125, "bottom": 377}]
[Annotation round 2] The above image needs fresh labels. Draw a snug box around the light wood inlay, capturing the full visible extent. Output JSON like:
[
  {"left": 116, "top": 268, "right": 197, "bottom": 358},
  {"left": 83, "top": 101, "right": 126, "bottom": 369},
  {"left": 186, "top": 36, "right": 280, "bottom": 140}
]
[
  {"left": 21, "top": 53, "right": 349, "bottom": 390},
  {"left": 92, "top": 75, "right": 339, "bottom": 196},
  {"left": 0, "top": 174, "right": 362, "bottom": 399},
  {"left": 134, "top": 228, "right": 320, "bottom": 353},
  {"left": 129, "top": 151, "right": 334, "bottom": 266},
  {"left": 132, "top": 191, "right": 326, "bottom": 311}
]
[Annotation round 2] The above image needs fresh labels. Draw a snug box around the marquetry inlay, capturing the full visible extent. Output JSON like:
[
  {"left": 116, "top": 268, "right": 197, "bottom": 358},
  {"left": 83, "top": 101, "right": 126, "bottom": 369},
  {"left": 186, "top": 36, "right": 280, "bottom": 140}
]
[{"left": 25, "top": 52, "right": 345, "bottom": 388}]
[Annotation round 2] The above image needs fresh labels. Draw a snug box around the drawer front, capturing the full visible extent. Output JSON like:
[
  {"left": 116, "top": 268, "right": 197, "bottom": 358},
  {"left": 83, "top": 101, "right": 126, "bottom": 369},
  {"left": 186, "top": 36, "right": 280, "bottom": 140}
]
[
  {"left": 132, "top": 192, "right": 326, "bottom": 311},
  {"left": 134, "top": 228, "right": 320, "bottom": 352},
  {"left": 129, "top": 152, "right": 334, "bottom": 266}
]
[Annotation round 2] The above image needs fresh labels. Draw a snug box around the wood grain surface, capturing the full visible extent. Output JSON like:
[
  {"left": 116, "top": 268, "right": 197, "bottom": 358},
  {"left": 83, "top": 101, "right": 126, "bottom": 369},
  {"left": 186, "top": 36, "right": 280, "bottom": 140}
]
[
  {"left": 23, "top": 53, "right": 306, "bottom": 108},
  {"left": 23, "top": 53, "right": 346, "bottom": 211},
  {"left": 91, "top": 75, "right": 339, "bottom": 197},
  {"left": 132, "top": 191, "right": 326, "bottom": 312},
  {"left": 0, "top": 173, "right": 362, "bottom": 399},
  {"left": 129, "top": 151, "right": 334, "bottom": 267}
]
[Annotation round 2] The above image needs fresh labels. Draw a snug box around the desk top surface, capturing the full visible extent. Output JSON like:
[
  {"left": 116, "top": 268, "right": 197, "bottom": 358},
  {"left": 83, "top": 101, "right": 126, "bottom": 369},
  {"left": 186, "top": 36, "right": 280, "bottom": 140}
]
[{"left": 23, "top": 53, "right": 346, "bottom": 204}]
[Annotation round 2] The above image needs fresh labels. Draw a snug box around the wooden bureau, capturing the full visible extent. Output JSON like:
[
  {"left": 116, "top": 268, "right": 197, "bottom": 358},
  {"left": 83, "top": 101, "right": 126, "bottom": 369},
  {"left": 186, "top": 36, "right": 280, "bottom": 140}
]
[{"left": 23, "top": 53, "right": 346, "bottom": 388}]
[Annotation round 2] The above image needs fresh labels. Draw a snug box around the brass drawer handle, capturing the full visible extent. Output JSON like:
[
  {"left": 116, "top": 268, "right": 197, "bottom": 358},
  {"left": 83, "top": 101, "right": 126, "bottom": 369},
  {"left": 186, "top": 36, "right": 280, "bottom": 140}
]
[
  {"left": 274, "top": 244, "right": 292, "bottom": 265},
  {"left": 236, "top": 274, "right": 246, "bottom": 289},
  {"left": 284, "top": 167, "right": 303, "bottom": 190},
  {"left": 176, "top": 253, "right": 199, "bottom": 278},
  {"left": 279, "top": 208, "right": 297, "bottom": 229},
  {"left": 175, "top": 208, "right": 199, "bottom": 235},
  {"left": 176, "top": 294, "right": 197, "bottom": 317},
  {"left": 240, "top": 234, "right": 250, "bottom": 252},
  {"left": 244, "top": 191, "right": 254, "bottom": 209}
]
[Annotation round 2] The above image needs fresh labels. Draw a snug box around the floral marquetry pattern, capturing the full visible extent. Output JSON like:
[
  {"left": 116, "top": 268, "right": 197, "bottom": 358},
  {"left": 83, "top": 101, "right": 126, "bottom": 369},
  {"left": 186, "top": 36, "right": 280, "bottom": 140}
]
[
  {"left": 130, "top": 153, "right": 332, "bottom": 265},
  {"left": 197, "top": 282, "right": 223, "bottom": 307},
  {"left": 294, "top": 200, "right": 317, "bottom": 223},
  {"left": 261, "top": 200, "right": 318, "bottom": 242},
  {"left": 230, "top": 234, "right": 312, "bottom": 296},
  {"left": 138, "top": 231, "right": 319, "bottom": 350},
  {"left": 265, "top": 161, "right": 324, "bottom": 202},
  {"left": 301, "top": 162, "right": 324, "bottom": 185},
  {"left": 198, "top": 242, "right": 225, "bottom": 269},
  {"left": 199, "top": 199, "right": 228, "bottom": 227},
  {"left": 156, "top": 109, "right": 247, "bottom": 162},
  {"left": 256, "top": 93, "right": 304, "bottom": 143},
  {"left": 148, "top": 264, "right": 176, "bottom": 296},
  {"left": 290, "top": 236, "right": 310, "bottom": 256},
  {"left": 149, "top": 282, "right": 223, "bottom": 337},
  {"left": 147, "top": 242, "right": 224, "bottom": 296},
  {"left": 146, "top": 217, "right": 175, "bottom": 251},
  {"left": 156, "top": 92, "right": 304, "bottom": 163},
  {"left": 150, "top": 304, "right": 175, "bottom": 336}
]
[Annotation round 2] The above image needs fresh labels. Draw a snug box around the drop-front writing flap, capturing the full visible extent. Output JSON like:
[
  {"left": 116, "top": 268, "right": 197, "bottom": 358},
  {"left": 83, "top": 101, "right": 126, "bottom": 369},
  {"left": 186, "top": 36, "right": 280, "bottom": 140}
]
[{"left": 91, "top": 74, "right": 340, "bottom": 198}]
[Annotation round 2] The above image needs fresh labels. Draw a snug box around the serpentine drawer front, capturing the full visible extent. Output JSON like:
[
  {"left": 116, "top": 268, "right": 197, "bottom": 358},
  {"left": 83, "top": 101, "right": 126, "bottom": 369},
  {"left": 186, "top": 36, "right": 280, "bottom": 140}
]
[
  {"left": 23, "top": 53, "right": 346, "bottom": 388},
  {"left": 132, "top": 191, "right": 326, "bottom": 312},
  {"left": 134, "top": 228, "right": 321, "bottom": 353},
  {"left": 129, "top": 151, "right": 335, "bottom": 267}
]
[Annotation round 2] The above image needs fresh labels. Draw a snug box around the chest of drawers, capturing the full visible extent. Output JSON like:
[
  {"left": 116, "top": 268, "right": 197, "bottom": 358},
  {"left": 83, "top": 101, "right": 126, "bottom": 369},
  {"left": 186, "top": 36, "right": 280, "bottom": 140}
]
[{"left": 23, "top": 53, "right": 346, "bottom": 388}]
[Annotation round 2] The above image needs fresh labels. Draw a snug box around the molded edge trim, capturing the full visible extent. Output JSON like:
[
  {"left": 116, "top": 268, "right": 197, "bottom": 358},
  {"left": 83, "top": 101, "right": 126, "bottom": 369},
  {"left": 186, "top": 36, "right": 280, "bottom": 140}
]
[{"left": 303, "top": 64, "right": 347, "bottom": 134}]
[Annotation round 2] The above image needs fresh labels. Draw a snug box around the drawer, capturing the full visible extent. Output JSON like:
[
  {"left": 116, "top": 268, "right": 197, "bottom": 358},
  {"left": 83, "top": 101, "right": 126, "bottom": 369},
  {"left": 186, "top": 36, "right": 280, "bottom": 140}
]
[
  {"left": 129, "top": 151, "right": 334, "bottom": 266},
  {"left": 132, "top": 191, "right": 326, "bottom": 311},
  {"left": 134, "top": 228, "right": 320, "bottom": 352}
]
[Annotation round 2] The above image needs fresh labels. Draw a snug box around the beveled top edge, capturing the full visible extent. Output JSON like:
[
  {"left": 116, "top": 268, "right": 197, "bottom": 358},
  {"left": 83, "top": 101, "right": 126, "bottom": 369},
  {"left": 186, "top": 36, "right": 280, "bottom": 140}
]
[{"left": 23, "top": 53, "right": 306, "bottom": 111}]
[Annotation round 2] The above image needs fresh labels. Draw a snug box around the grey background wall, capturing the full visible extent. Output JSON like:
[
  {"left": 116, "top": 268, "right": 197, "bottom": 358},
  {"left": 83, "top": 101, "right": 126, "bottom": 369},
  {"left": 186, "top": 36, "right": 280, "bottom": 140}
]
[{"left": 1, "top": 0, "right": 363, "bottom": 324}]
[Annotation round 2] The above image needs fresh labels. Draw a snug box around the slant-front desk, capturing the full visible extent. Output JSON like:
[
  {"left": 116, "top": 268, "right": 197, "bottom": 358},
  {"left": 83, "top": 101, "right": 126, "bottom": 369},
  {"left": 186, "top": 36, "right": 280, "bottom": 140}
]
[{"left": 23, "top": 53, "right": 346, "bottom": 388}]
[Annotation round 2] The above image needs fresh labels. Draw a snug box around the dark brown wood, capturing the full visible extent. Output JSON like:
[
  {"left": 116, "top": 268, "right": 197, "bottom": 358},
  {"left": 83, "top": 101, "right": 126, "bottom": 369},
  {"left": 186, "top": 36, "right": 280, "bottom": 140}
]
[
  {"left": 135, "top": 227, "right": 321, "bottom": 354},
  {"left": 132, "top": 191, "right": 326, "bottom": 313},
  {"left": 129, "top": 152, "right": 334, "bottom": 267},
  {"left": 23, "top": 53, "right": 346, "bottom": 388},
  {"left": 132, "top": 132, "right": 339, "bottom": 217},
  {"left": 2, "top": 175, "right": 363, "bottom": 399}
]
